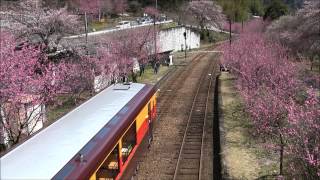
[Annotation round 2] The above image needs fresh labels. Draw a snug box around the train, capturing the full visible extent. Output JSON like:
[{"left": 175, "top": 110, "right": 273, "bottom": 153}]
[{"left": 1, "top": 83, "right": 157, "bottom": 180}]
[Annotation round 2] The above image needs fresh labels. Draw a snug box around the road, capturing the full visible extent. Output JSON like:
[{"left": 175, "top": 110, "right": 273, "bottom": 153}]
[{"left": 65, "top": 20, "right": 174, "bottom": 39}]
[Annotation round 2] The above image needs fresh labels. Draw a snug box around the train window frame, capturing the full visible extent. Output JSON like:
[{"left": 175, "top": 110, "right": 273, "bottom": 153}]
[
  {"left": 95, "top": 144, "right": 120, "bottom": 180},
  {"left": 121, "top": 121, "right": 137, "bottom": 164}
]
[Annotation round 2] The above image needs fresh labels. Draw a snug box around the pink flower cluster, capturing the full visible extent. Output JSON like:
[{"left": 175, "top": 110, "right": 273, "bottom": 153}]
[
  {"left": 0, "top": 32, "right": 73, "bottom": 144},
  {"left": 222, "top": 22, "right": 242, "bottom": 33},
  {"left": 219, "top": 19, "right": 320, "bottom": 177}
]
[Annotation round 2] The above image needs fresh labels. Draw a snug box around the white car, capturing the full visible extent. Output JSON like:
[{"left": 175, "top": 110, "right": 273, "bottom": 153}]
[
  {"left": 137, "top": 17, "right": 153, "bottom": 25},
  {"left": 116, "top": 21, "right": 131, "bottom": 29}
]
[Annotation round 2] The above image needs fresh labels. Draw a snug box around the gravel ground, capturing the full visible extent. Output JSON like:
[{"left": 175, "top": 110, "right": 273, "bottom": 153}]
[{"left": 123, "top": 52, "right": 218, "bottom": 180}]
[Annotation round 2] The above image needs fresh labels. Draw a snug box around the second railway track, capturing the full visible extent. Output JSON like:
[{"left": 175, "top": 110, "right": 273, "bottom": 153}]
[
  {"left": 173, "top": 56, "right": 216, "bottom": 180},
  {"left": 156, "top": 53, "right": 207, "bottom": 120},
  {"left": 131, "top": 50, "right": 219, "bottom": 180}
]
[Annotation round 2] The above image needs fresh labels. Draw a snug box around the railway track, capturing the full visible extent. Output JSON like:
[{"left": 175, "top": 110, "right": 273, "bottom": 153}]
[
  {"left": 129, "top": 48, "right": 219, "bottom": 180},
  {"left": 172, "top": 57, "right": 216, "bottom": 180},
  {"left": 157, "top": 45, "right": 218, "bottom": 123},
  {"left": 156, "top": 53, "right": 207, "bottom": 121},
  {"left": 153, "top": 52, "right": 217, "bottom": 179}
]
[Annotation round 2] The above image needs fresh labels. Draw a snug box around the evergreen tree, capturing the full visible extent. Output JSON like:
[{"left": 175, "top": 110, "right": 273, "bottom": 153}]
[
  {"left": 263, "top": 0, "right": 288, "bottom": 20},
  {"left": 250, "top": 0, "right": 264, "bottom": 16}
]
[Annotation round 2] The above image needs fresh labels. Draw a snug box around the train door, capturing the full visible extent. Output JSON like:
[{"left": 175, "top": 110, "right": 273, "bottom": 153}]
[{"left": 147, "top": 102, "right": 153, "bottom": 148}]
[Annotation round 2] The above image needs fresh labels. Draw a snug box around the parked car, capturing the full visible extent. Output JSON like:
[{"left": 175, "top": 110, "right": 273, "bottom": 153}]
[
  {"left": 116, "top": 21, "right": 131, "bottom": 29},
  {"left": 137, "top": 17, "right": 153, "bottom": 25},
  {"left": 130, "top": 21, "right": 138, "bottom": 26}
]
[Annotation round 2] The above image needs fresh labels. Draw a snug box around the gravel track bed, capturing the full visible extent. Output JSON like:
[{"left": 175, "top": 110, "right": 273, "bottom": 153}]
[{"left": 130, "top": 52, "right": 218, "bottom": 180}]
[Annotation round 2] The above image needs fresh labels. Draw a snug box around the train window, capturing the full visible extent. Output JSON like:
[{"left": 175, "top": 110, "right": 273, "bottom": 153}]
[
  {"left": 96, "top": 144, "right": 120, "bottom": 180},
  {"left": 121, "top": 122, "right": 137, "bottom": 164}
]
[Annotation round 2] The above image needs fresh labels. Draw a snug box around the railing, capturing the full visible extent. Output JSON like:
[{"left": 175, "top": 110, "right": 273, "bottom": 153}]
[{"left": 65, "top": 20, "right": 174, "bottom": 39}]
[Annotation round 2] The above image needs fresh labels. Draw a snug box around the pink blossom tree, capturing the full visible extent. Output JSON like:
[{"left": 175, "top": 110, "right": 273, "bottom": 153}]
[
  {"left": 2, "top": 0, "right": 80, "bottom": 54},
  {"left": 98, "top": 0, "right": 113, "bottom": 21},
  {"left": 71, "top": 0, "right": 101, "bottom": 14},
  {"left": 96, "top": 26, "right": 157, "bottom": 84},
  {"left": 59, "top": 55, "right": 96, "bottom": 101},
  {"left": 70, "top": 0, "right": 101, "bottom": 47},
  {"left": 266, "top": 0, "right": 320, "bottom": 70},
  {"left": 144, "top": 6, "right": 161, "bottom": 72},
  {"left": 114, "top": 0, "right": 128, "bottom": 16},
  {"left": 286, "top": 89, "right": 320, "bottom": 178},
  {"left": 186, "top": 1, "right": 225, "bottom": 31},
  {"left": 0, "top": 32, "right": 70, "bottom": 147},
  {"left": 218, "top": 19, "right": 319, "bottom": 177},
  {"left": 144, "top": 6, "right": 160, "bottom": 18}
]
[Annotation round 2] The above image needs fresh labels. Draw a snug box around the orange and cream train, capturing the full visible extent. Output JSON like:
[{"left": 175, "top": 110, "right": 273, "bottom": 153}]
[{"left": 0, "top": 83, "right": 157, "bottom": 180}]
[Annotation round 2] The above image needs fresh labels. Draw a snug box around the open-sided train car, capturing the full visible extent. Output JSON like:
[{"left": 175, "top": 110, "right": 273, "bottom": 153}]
[{"left": 1, "top": 83, "right": 157, "bottom": 180}]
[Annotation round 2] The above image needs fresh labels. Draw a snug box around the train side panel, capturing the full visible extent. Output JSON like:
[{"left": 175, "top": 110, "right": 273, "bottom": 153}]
[
  {"left": 136, "top": 93, "right": 157, "bottom": 145},
  {"left": 90, "top": 92, "right": 157, "bottom": 180},
  {"left": 135, "top": 103, "right": 149, "bottom": 144}
]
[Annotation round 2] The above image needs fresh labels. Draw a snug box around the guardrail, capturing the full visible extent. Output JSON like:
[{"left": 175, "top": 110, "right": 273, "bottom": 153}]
[
  {"left": 65, "top": 20, "right": 174, "bottom": 39},
  {"left": 185, "top": 24, "right": 234, "bottom": 35}
]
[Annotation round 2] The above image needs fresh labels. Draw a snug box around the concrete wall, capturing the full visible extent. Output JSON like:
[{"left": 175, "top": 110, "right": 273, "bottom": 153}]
[
  {"left": 0, "top": 103, "right": 46, "bottom": 146},
  {"left": 158, "top": 26, "right": 200, "bottom": 53},
  {"left": 64, "top": 25, "right": 200, "bottom": 55}
]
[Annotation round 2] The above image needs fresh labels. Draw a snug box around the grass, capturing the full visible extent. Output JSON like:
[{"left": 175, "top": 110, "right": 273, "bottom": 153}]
[
  {"left": 46, "top": 92, "right": 91, "bottom": 125},
  {"left": 201, "top": 31, "right": 229, "bottom": 44},
  {"left": 220, "top": 72, "right": 279, "bottom": 179},
  {"left": 136, "top": 65, "right": 170, "bottom": 85},
  {"left": 159, "top": 22, "right": 178, "bottom": 30},
  {"left": 46, "top": 100, "right": 74, "bottom": 124},
  {"left": 89, "top": 21, "right": 109, "bottom": 31}
]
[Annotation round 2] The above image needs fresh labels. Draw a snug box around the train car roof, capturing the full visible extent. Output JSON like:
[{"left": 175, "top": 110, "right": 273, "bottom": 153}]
[{"left": 0, "top": 83, "right": 152, "bottom": 179}]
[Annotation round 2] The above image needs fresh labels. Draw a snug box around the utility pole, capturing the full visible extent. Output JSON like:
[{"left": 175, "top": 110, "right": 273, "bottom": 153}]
[
  {"left": 84, "top": 11, "right": 89, "bottom": 55},
  {"left": 183, "top": 31, "right": 187, "bottom": 60},
  {"left": 85, "top": 12, "right": 88, "bottom": 45},
  {"left": 154, "top": 0, "right": 158, "bottom": 64},
  {"left": 154, "top": 17, "right": 157, "bottom": 63}
]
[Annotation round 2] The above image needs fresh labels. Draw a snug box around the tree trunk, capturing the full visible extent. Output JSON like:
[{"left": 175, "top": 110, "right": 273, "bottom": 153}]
[
  {"left": 229, "top": 19, "right": 232, "bottom": 45},
  {"left": 241, "top": 20, "right": 244, "bottom": 32},
  {"left": 279, "top": 134, "right": 284, "bottom": 176},
  {"left": 131, "top": 70, "right": 137, "bottom": 83},
  {"left": 98, "top": 8, "right": 101, "bottom": 22},
  {"left": 0, "top": 104, "right": 4, "bottom": 148}
]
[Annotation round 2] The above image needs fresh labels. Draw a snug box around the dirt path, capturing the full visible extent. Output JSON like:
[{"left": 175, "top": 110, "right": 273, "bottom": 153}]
[{"left": 219, "top": 72, "right": 278, "bottom": 180}]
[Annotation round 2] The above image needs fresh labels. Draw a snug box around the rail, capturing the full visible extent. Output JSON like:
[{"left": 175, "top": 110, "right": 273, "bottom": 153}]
[
  {"left": 155, "top": 53, "right": 207, "bottom": 122},
  {"left": 172, "top": 58, "right": 216, "bottom": 180}
]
